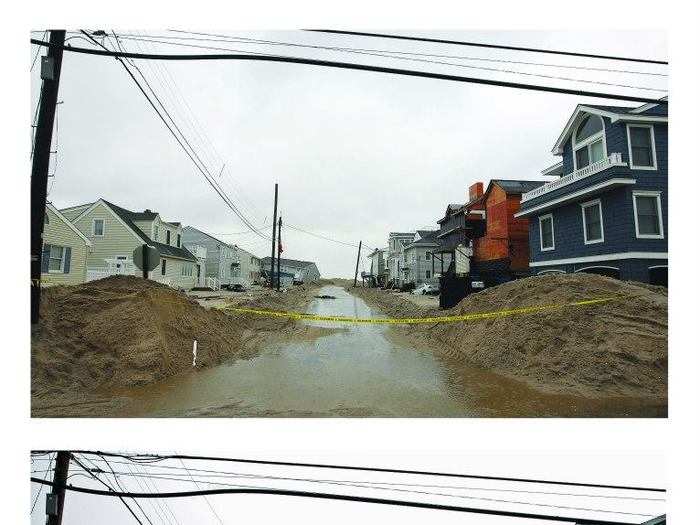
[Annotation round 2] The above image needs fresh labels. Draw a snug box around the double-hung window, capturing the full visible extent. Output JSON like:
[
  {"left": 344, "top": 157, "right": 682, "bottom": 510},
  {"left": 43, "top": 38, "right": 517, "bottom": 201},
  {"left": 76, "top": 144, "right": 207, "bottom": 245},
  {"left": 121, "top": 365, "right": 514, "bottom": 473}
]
[
  {"left": 581, "top": 199, "right": 604, "bottom": 244},
  {"left": 627, "top": 125, "right": 657, "bottom": 169},
  {"left": 92, "top": 218, "right": 104, "bottom": 237},
  {"left": 48, "top": 245, "right": 65, "bottom": 272},
  {"left": 539, "top": 214, "right": 555, "bottom": 251},
  {"left": 573, "top": 115, "right": 606, "bottom": 170},
  {"left": 633, "top": 192, "right": 664, "bottom": 239}
]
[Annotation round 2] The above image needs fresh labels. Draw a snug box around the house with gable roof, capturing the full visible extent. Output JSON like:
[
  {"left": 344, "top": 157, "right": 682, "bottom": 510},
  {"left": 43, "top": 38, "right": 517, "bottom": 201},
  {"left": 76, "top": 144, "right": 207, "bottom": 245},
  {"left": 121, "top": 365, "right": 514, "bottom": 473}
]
[
  {"left": 40, "top": 203, "right": 92, "bottom": 287},
  {"left": 515, "top": 97, "right": 668, "bottom": 285},
  {"left": 61, "top": 199, "right": 200, "bottom": 290}
]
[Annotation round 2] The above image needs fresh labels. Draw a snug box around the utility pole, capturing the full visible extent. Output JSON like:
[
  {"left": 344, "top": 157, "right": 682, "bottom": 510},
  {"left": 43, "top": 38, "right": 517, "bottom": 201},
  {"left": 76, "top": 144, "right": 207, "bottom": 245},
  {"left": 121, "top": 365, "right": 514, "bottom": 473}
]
[
  {"left": 276, "top": 216, "right": 282, "bottom": 292},
  {"left": 46, "top": 451, "right": 71, "bottom": 525},
  {"left": 269, "top": 183, "right": 278, "bottom": 289},
  {"left": 353, "top": 240, "right": 362, "bottom": 287},
  {"left": 31, "top": 30, "right": 66, "bottom": 325}
]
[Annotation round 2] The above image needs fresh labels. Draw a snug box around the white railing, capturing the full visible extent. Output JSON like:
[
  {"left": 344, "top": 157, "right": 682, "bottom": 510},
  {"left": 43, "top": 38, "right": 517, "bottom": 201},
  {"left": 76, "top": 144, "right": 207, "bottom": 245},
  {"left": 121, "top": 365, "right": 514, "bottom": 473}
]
[
  {"left": 206, "top": 276, "right": 220, "bottom": 290},
  {"left": 86, "top": 258, "right": 136, "bottom": 282},
  {"left": 521, "top": 153, "right": 627, "bottom": 203}
]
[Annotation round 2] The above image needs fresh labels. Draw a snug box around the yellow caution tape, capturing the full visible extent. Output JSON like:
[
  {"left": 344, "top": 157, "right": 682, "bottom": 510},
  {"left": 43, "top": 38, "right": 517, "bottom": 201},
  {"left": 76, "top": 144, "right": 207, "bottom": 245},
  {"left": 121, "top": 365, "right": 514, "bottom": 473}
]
[{"left": 216, "top": 297, "right": 615, "bottom": 325}]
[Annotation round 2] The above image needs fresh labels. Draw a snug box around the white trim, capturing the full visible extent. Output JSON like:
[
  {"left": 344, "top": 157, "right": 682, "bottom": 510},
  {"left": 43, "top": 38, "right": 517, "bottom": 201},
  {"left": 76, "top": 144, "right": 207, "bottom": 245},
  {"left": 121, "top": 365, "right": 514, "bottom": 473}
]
[
  {"left": 648, "top": 265, "right": 668, "bottom": 270},
  {"left": 541, "top": 161, "right": 564, "bottom": 177},
  {"left": 632, "top": 191, "right": 664, "bottom": 239},
  {"left": 580, "top": 198, "right": 604, "bottom": 245},
  {"left": 91, "top": 218, "right": 105, "bottom": 237},
  {"left": 47, "top": 244, "right": 67, "bottom": 273},
  {"left": 536, "top": 269, "right": 566, "bottom": 275},
  {"left": 46, "top": 203, "right": 92, "bottom": 246},
  {"left": 572, "top": 115, "right": 607, "bottom": 172},
  {"left": 72, "top": 200, "right": 150, "bottom": 245},
  {"left": 574, "top": 265, "right": 619, "bottom": 273},
  {"left": 626, "top": 124, "right": 658, "bottom": 170},
  {"left": 538, "top": 213, "right": 555, "bottom": 251},
  {"left": 515, "top": 178, "right": 636, "bottom": 217},
  {"left": 630, "top": 96, "right": 667, "bottom": 114},
  {"left": 612, "top": 115, "right": 667, "bottom": 124},
  {"left": 530, "top": 251, "right": 668, "bottom": 267}
]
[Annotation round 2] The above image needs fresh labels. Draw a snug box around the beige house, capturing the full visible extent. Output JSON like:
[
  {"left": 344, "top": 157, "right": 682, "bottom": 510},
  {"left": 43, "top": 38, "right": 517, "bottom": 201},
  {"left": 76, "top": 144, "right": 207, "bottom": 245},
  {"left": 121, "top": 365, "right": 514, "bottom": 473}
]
[
  {"left": 61, "top": 199, "right": 200, "bottom": 290},
  {"left": 40, "top": 204, "right": 92, "bottom": 287}
]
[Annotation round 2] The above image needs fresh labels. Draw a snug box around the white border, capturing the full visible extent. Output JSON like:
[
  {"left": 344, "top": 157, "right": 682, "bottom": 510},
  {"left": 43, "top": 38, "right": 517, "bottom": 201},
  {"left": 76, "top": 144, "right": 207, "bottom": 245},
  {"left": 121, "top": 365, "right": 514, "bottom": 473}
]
[
  {"left": 627, "top": 124, "right": 658, "bottom": 170},
  {"left": 580, "top": 198, "right": 605, "bottom": 244},
  {"left": 530, "top": 251, "right": 668, "bottom": 267},
  {"left": 538, "top": 213, "right": 555, "bottom": 251},
  {"left": 632, "top": 191, "right": 665, "bottom": 239}
]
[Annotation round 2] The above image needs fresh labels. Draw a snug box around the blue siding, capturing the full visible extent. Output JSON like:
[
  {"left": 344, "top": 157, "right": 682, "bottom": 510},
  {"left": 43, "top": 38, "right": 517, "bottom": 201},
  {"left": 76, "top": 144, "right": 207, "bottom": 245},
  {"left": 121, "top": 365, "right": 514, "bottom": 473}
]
[{"left": 523, "top": 111, "right": 667, "bottom": 283}]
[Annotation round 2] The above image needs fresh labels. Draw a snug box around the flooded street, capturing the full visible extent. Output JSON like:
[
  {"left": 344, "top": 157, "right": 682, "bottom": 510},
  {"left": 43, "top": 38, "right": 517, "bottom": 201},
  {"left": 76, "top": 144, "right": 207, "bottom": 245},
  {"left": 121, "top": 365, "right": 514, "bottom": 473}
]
[{"left": 119, "top": 286, "right": 664, "bottom": 417}]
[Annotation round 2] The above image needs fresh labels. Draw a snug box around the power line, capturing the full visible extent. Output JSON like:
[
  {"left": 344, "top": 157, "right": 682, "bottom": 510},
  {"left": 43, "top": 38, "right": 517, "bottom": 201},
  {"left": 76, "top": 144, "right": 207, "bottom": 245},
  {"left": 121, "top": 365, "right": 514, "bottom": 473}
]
[
  {"left": 109, "top": 31, "right": 667, "bottom": 77},
  {"left": 30, "top": 39, "right": 668, "bottom": 105},
  {"left": 306, "top": 30, "right": 669, "bottom": 65},
  {"left": 177, "top": 459, "right": 225, "bottom": 525},
  {"left": 76, "top": 31, "right": 268, "bottom": 241},
  {"left": 28, "top": 479, "right": 644, "bottom": 525},
  {"left": 65, "top": 451, "right": 666, "bottom": 493},
  {"left": 30, "top": 452, "right": 54, "bottom": 514}
]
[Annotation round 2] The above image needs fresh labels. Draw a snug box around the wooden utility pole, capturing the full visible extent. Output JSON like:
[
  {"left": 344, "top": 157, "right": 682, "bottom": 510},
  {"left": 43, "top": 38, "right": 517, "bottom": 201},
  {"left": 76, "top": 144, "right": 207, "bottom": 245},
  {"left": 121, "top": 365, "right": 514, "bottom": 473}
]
[
  {"left": 31, "top": 30, "right": 66, "bottom": 324},
  {"left": 269, "top": 183, "right": 278, "bottom": 288},
  {"left": 46, "top": 451, "right": 71, "bottom": 525},
  {"left": 353, "top": 240, "right": 362, "bottom": 287},
  {"left": 276, "top": 216, "right": 282, "bottom": 292}
]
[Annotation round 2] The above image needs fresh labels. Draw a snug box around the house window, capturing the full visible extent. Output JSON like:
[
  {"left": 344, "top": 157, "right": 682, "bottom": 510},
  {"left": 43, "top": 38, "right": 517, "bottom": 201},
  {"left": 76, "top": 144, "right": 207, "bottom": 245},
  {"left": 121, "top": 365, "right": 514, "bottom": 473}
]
[
  {"left": 425, "top": 252, "right": 431, "bottom": 261},
  {"left": 166, "top": 230, "right": 171, "bottom": 245},
  {"left": 153, "top": 225, "right": 159, "bottom": 241},
  {"left": 573, "top": 115, "right": 605, "bottom": 170},
  {"left": 92, "top": 218, "right": 104, "bottom": 237},
  {"left": 627, "top": 125, "right": 657, "bottom": 169},
  {"left": 161, "top": 259, "right": 167, "bottom": 276},
  {"left": 48, "top": 245, "right": 65, "bottom": 272},
  {"left": 425, "top": 270, "right": 431, "bottom": 279},
  {"left": 633, "top": 192, "right": 664, "bottom": 239},
  {"left": 539, "top": 214, "right": 555, "bottom": 251},
  {"left": 176, "top": 234, "right": 181, "bottom": 247},
  {"left": 581, "top": 199, "right": 604, "bottom": 244}
]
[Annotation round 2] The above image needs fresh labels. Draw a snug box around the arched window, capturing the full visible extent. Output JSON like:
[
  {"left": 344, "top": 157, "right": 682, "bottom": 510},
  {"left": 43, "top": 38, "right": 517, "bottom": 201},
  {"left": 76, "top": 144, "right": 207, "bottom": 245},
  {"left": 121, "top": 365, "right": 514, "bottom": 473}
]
[{"left": 573, "top": 114, "right": 606, "bottom": 169}]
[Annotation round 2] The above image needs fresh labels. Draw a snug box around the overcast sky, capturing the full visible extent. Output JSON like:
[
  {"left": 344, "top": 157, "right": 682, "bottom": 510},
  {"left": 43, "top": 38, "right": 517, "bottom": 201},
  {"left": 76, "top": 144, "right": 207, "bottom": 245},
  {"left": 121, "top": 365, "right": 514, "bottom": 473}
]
[
  {"left": 31, "top": 450, "right": 665, "bottom": 524},
  {"left": 30, "top": 30, "right": 666, "bottom": 277}
]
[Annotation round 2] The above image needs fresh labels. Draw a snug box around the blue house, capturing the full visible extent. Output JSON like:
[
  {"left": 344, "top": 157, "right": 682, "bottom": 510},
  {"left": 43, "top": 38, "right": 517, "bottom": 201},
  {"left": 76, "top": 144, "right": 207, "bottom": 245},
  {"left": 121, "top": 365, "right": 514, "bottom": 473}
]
[{"left": 515, "top": 97, "right": 668, "bottom": 285}]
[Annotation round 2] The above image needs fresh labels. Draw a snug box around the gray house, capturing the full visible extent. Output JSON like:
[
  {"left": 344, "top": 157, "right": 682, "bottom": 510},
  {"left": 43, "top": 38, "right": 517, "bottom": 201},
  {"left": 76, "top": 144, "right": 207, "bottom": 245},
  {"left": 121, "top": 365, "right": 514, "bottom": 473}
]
[
  {"left": 260, "top": 257, "right": 320, "bottom": 284},
  {"left": 182, "top": 226, "right": 240, "bottom": 289},
  {"left": 400, "top": 230, "right": 450, "bottom": 287}
]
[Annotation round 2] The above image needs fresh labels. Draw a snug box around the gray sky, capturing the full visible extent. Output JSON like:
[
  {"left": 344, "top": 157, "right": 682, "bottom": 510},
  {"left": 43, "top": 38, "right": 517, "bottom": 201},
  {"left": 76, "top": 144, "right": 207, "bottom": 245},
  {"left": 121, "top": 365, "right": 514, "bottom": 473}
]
[
  {"left": 31, "top": 450, "right": 665, "bottom": 524},
  {"left": 31, "top": 30, "right": 666, "bottom": 277}
]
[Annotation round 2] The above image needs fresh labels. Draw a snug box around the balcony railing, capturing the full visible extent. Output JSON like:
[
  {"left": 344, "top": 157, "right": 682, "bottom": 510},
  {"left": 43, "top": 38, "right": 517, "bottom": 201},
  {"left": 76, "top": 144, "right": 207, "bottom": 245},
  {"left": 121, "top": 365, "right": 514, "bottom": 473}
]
[{"left": 521, "top": 152, "right": 627, "bottom": 203}]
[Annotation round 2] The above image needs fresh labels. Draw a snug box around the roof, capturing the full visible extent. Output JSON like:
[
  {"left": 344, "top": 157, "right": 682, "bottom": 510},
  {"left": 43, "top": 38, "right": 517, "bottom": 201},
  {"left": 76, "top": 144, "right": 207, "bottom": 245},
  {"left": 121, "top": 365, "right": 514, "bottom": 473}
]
[
  {"left": 489, "top": 179, "right": 546, "bottom": 195},
  {"left": 437, "top": 203, "right": 466, "bottom": 223},
  {"left": 101, "top": 200, "right": 196, "bottom": 261},
  {"left": 388, "top": 232, "right": 415, "bottom": 237},
  {"left": 260, "top": 257, "right": 318, "bottom": 269},
  {"left": 182, "top": 225, "right": 232, "bottom": 248}
]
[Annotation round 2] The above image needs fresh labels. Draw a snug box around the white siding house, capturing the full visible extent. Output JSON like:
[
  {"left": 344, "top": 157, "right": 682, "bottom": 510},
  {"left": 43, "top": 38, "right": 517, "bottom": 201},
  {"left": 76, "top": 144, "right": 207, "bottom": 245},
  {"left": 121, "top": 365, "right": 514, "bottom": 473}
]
[{"left": 40, "top": 204, "right": 92, "bottom": 287}]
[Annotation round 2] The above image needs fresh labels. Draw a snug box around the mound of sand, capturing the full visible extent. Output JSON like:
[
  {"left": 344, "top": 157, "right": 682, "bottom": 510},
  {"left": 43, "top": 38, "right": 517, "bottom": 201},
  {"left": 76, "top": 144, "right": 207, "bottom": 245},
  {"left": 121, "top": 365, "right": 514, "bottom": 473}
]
[
  {"left": 352, "top": 274, "right": 667, "bottom": 398},
  {"left": 32, "top": 276, "right": 254, "bottom": 397}
]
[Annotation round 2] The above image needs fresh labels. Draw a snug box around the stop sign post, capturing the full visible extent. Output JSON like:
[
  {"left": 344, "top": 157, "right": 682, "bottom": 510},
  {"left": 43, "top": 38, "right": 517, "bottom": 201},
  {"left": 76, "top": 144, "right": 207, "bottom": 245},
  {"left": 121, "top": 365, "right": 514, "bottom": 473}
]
[{"left": 133, "top": 244, "right": 160, "bottom": 279}]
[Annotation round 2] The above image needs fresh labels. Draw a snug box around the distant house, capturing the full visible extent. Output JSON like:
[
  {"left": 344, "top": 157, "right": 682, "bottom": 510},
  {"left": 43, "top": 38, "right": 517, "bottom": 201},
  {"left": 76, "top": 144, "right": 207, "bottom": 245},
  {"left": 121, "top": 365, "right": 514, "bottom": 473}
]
[
  {"left": 232, "top": 244, "right": 262, "bottom": 285},
  {"left": 366, "top": 247, "right": 389, "bottom": 287},
  {"left": 182, "top": 226, "right": 240, "bottom": 289},
  {"left": 399, "top": 230, "right": 443, "bottom": 287},
  {"left": 260, "top": 257, "right": 320, "bottom": 284},
  {"left": 61, "top": 199, "right": 199, "bottom": 290},
  {"left": 40, "top": 204, "right": 92, "bottom": 287},
  {"left": 385, "top": 232, "right": 415, "bottom": 287},
  {"left": 467, "top": 179, "right": 546, "bottom": 285},
  {"left": 515, "top": 98, "right": 668, "bottom": 285}
]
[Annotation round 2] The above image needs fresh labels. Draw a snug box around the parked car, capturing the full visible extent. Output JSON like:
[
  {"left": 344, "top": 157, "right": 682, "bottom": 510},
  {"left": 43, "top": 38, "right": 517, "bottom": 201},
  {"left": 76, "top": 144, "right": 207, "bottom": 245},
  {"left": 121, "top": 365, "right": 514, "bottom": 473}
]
[{"left": 412, "top": 283, "right": 439, "bottom": 295}]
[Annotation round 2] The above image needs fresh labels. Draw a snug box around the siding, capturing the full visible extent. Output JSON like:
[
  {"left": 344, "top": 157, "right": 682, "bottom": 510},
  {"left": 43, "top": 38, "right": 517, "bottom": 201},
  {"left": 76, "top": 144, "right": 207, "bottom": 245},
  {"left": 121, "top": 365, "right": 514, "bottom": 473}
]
[
  {"left": 41, "top": 206, "right": 89, "bottom": 287},
  {"left": 71, "top": 202, "right": 141, "bottom": 270},
  {"left": 182, "top": 227, "right": 238, "bottom": 284},
  {"left": 150, "top": 256, "right": 197, "bottom": 290},
  {"left": 59, "top": 204, "right": 92, "bottom": 222}
]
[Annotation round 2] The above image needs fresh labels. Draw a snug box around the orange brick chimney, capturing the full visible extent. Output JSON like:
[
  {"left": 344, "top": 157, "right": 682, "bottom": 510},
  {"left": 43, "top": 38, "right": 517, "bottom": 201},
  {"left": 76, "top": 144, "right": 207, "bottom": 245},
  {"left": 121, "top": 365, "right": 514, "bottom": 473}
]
[{"left": 468, "top": 182, "right": 484, "bottom": 203}]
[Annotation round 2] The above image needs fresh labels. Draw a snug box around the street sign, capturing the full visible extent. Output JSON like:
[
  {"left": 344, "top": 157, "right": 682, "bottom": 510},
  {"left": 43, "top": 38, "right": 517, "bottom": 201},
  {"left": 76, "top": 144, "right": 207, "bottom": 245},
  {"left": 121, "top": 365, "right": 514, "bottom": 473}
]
[{"left": 133, "top": 244, "right": 160, "bottom": 272}]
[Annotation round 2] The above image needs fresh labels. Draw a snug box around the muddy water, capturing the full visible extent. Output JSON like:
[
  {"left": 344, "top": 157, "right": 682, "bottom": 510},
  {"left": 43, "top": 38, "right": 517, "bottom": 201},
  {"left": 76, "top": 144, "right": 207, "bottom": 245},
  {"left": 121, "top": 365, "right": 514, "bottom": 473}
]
[{"left": 121, "top": 286, "right": 665, "bottom": 417}]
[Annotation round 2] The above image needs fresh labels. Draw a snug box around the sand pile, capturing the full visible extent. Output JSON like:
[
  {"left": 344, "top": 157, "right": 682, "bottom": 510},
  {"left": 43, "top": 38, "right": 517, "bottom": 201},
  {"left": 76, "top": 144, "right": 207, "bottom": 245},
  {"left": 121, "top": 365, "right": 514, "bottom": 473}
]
[
  {"left": 352, "top": 274, "right": 667, "bottom": 398},
  {"left": 32, "top": 276, "right": 253, "bottom": 397}
]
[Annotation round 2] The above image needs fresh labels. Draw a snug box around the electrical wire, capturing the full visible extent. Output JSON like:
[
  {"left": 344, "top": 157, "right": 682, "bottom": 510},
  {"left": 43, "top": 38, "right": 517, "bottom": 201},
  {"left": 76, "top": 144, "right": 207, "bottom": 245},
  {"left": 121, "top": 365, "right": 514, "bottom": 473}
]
[
  {"left": 30, "top": 452, "right": 54, "bottom": 515},
  {"left": 29, "top": 39, "right": 667, "bottom": 105},
  {"left": 115, "top": 33, "right": 666, "bottom": 93},
  {"left": 30, "top": 30, "right": 48, "bottom": 71},
  {"left": 178, "top": 459, "right": 225, "bottom": 525},
  {"left": 306, "top": 30, "right": 669, "bottom": 65},
  {"left": 28, "top": 478, "right": 648, "bottom": 525}
]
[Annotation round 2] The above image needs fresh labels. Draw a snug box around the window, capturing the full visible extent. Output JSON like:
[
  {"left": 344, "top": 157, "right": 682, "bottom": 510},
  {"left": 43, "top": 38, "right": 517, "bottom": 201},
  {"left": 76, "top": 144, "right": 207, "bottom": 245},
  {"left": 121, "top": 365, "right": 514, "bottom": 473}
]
[
  {"left": 48, "top": 245, "right": 65, "bottom": 272},
  {"left": 627, "top": 125, "right": 657, "bottom": 169},
  {"left": 581, "top": 199, "right": 604, "bottom": 244},
  {"left": 539, "top": 214, "right": 555, "bottom": 251},
  {"left": 573, "top": 115, "right": 606, "bottom": 170},
  {"left": 425, "top": 252, "right": 431, "bottom": 261},
  {"left": 153, "top": 225, "right": 159, "bottom": 241},
  {"left": 161, "top": 259, "right": 167, "bottom": 276},
  {"left": 92, "top": 219, "right": 104, "bottom": 237},
  {"left": 166, "top": 230, "right": 171, "bottom": 245},
  {"left": 633, "top": 192, "right": 664, "bottom": 238},
  {"left": 425, "top": 270, "right": 431, "bottom": 279},
  {"left": 177, "top": 234, "right": 181, "bottom": 247}
]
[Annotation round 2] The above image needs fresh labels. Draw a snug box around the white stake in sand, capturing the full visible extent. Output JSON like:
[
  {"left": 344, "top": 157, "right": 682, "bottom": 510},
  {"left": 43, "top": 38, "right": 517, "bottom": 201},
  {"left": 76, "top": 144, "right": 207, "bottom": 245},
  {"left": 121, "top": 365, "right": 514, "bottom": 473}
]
[{"left": 192, "top": 340, "right": 198, "bottom": 367}]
